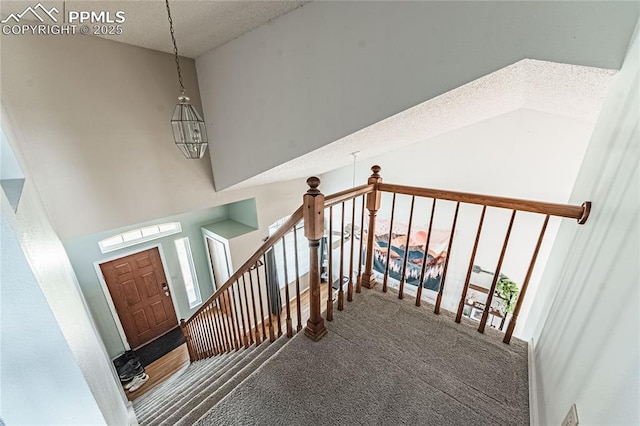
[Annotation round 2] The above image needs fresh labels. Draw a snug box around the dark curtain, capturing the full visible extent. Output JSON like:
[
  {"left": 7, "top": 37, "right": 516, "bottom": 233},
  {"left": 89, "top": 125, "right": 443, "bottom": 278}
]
[{"left": 265, "top": 249, "right": 282, "bottom": 315}]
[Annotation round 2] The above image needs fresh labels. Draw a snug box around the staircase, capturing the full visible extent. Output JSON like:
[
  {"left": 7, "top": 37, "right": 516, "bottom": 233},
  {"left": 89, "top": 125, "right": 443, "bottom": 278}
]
[
  {"left": 133, "top": 286, "right": 529, "bottom": 425},
  {"left": 132, "top": 165, "right": 590, "bottom": 425},
  {"left": 132, "top": 338, "right": 288, "bottom": 426}
]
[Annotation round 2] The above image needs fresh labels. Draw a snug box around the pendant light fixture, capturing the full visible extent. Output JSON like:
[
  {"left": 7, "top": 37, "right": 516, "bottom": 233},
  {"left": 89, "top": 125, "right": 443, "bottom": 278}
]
[{"left": 166, "top": 0, "right": 208, "bottom": 159}]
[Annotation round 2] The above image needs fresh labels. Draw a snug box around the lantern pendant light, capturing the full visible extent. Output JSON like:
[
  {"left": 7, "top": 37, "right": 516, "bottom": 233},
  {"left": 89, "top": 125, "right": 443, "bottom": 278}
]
[{"left": 166, "top": 0, "right": 208, "bottom": 159}]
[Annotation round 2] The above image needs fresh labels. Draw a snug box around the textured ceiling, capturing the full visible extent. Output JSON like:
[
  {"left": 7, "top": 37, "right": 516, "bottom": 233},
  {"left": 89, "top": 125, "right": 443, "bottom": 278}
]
[
  {"left": 0, "top": 2, "right": 620, "bottom": 192},
  {"left": 0, "top": 0, "right": 309, "bottom": 58},
  {"left": 226, "top": 59, "right": 615, "bottom": 190}
]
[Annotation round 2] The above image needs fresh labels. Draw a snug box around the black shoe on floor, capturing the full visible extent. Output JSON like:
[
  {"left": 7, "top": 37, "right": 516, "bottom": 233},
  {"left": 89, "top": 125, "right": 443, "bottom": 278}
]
[{"left": 113, "top": 350, "right": 138, "bottom": 368}]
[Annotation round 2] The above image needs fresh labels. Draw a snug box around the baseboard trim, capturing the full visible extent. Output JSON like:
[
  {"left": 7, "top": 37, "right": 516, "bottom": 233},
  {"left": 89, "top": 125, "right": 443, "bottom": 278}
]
[
  {"left": 127, "top": 402, "right": 138, "bottom": 426},
  {"left": 528, "top": 338, "right": 539, "bottom": 426}
]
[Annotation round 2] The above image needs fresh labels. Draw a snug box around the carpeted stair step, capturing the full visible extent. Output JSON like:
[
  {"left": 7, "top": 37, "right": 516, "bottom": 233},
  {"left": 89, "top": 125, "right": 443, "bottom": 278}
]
[
  {"left": 170, "top": 337, "right": 290, "bottom": 426},
  {"left": 134, "top": 348, "right": 247, "bottom": 421},
  {"left": 135, "top": 346, "right": 248, "bottom": 406},
  {"left": 137, "top": 343, "right": 265, "bottom": 426},
  {"left": 146, "top": 341, "right": 267, "bottom": 426},
  {"left": 133, "top": 349, "right": 240, "bottom": 409}
]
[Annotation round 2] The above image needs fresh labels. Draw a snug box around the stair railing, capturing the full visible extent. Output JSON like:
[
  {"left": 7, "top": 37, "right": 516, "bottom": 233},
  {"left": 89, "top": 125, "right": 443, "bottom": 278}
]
[
  {"left": 181, "top": 204, "right": 301, "bottom": 360},
  {"left": 355, "top": 165, "right": 590, "bottom": 344},
  {"left": 181, "top": 178, "right": 374, "bottom": 361},
  {"left": 182, "top": 165, "right": 590, "bottom": 361}
]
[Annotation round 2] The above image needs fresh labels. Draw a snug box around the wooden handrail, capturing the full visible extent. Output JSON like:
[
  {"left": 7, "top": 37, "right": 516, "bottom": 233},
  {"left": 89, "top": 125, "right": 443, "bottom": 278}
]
[
  {"left": 324, "top": 184, "right": 374, "bottom": 207},
  {"left": 182, "top": 164, "right": 594, "bottom": 357},
  {"left": 185, "top": 184, "right": 373, "bottom": 325},
  {"left": 186, "top": 205, "right": 304, "bottom": 324},
  {"left": 378, "top": 183, "right": 591, "bottom": 223}
]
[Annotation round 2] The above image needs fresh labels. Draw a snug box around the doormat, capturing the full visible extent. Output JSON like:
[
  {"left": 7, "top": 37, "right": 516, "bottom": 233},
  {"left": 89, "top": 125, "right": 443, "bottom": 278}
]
[{"left": 134, "top": 327, "right": 185, "bottom": 367}]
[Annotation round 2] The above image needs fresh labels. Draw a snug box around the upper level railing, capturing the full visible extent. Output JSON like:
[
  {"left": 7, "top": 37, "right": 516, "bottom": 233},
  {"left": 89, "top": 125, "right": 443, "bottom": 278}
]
[
  {"left": 180, "top": 178, "right": 375, "bottom": 360},
  {"left": 181, "top": 165, "right": 590, "bottom": 361}
]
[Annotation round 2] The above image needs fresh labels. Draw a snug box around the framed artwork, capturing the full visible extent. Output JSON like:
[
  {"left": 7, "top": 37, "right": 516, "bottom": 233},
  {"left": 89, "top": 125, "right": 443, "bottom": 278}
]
[
  {"left": 364, "top": 218, "right": 451, "bottom": 292},
  {"left": 470, "top": 307, "right": 484, "bottom": 322}
]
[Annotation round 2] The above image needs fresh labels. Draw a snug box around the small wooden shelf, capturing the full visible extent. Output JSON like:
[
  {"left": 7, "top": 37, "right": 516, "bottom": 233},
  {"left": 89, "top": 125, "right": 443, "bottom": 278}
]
[
  {"left": 465, "top": 300, "right": 503, "bottom": 319},
  {"left": 468, "top": 283, "right": 491, "bottom": 294},
  {"left": 464, "top": 282, "right": 507, "bottom": 330}
]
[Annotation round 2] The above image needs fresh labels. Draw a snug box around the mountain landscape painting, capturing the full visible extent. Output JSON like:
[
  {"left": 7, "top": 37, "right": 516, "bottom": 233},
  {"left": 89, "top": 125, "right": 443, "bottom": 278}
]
[{"left": 364, "top": 219, "right": 451, "bottom": 292}]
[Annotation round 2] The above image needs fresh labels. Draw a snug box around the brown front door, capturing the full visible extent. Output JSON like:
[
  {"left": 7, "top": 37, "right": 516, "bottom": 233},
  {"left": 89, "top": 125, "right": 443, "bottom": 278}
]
[{"left": 100, "top": 248, "right": 178, "bottom": 349}]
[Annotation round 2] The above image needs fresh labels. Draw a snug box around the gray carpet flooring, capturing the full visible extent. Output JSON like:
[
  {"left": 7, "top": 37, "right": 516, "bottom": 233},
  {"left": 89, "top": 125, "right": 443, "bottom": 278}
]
[
  {"left": 133, "top": 339, "right": 288, "bottom": 426},
  {"left": 194, "top": 287, "right": 529, "bottom": 425}
]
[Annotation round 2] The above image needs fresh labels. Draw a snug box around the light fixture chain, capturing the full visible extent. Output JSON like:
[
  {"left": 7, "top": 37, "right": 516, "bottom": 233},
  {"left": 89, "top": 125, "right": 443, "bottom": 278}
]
[{"left": 166, "top": 0, "right": 185, "bottom": 95}]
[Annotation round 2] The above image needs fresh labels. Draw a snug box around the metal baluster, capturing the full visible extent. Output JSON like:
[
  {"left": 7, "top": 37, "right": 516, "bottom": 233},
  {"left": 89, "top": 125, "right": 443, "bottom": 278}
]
[
  {"left": 282, "top": 236, "right": 293, "bottom": 337},
  {"left": 356, "top": 195, "right": 366, "bottom": 294},
  {"left": 232, "top": 282, "right": 249, "bottom": 348},
  {"left": 254, "top": 263, "right": 268, "bottom": 342},
  {"left": 347, "top": 197, "right": 356, "bottom": 302},
  {"left": 224, "top": 288, "right": 239, "bottom": 349},
  {"left": 293, "top": 225, "right": 303, "bottom": 332},
  {"left": 241, "top": 274, "right": 254, "bottom": 345},
  {"left": 338, "top": 202, "right": 346, "bottom": 311},
  {"left": 273, "top": 253, "right": 283, "bottom": 338},
  {"left": 192, "top": 316, "right": 203, "bottom": 359},
  {"left": 204, "top": 305, "right": 216, "bottom": 356},
  {"left": 261, "top": 254, "right": 276, "bottom": 342},
  {"left": 248, "top": 270, "right": 263, "bottom": 345},
  {"left": 216, "top": 294, "right": 233, "bottom": 352},
  {"left": 209, "top": 302, "right": 225, "bottom": 353},
  {"left": 327, "top": 206, "right": 334, "bottom": 321}
]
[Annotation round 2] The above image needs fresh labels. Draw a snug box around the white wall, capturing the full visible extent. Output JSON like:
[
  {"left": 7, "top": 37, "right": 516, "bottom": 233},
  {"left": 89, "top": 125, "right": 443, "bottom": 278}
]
[
  {"left": 196, "top": 1, "right": 639, "bottom": 189},
  {"left": 0, "top": 32, "right": 213, "bottom": 240},
  {"left": 528, "top": 21, "right": 639, "bottom": 426},
  {"left": 0, "top": 115, "right": 128, "bottom": 424},
  {"left": 1, "top": 29, "right": 310, "bottom": 361},
  {"left": 0, "top": 194, "right": 107, "bottom": 425},
  {"left": 319, "top": 108, "right": 593, "bottom": 339}
]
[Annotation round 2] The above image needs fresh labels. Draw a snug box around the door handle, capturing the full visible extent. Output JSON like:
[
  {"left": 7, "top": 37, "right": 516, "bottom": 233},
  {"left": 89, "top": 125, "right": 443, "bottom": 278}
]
[{"left": 162, "top": 283, "right": 169, "bottom": 291}]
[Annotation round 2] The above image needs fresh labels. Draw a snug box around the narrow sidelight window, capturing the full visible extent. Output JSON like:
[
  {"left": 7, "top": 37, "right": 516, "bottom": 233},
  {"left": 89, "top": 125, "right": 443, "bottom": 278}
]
[{"left": 175, "top": 237, "right": 201, "bottom": 308}]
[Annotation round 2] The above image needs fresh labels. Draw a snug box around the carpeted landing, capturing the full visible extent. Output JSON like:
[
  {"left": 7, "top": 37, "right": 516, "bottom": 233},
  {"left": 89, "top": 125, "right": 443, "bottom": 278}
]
[
  {"left": 134, "top": 287, "right": 529, "bottom": 425},
  {"left": 194, "top": 288, "right": 529, "bottom": 426}
]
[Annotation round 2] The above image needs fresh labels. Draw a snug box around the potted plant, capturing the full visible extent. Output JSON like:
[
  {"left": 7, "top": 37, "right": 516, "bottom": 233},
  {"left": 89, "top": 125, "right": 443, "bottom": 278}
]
[{"left": 495, "top": 274, "right": 519, "bottom": 315}]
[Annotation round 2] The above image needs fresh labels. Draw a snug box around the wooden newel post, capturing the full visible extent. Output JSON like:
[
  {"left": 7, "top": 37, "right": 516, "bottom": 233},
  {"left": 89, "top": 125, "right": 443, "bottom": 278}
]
[
  {"left": 180, "top": 319, "right": 195, "bottom": 362},
  {"left": 360, "top": 165, "right": 383, "bottom": 289},
  {"left": 303, "top": 177, "right": 328, "bottom": 342}
]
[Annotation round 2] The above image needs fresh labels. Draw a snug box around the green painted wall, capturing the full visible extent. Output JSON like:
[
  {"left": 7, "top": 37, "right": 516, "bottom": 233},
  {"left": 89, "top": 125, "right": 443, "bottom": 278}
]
[
  {"left": 63, "top": 200, "right": 258, "bottom": 359},
  {"left": 228, "top": 198, "right": 259, "bottom": 228}
]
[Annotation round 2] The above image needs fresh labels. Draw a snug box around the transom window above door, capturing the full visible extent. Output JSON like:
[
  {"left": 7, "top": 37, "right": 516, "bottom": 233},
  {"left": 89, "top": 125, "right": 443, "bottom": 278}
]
[{"left": 98, "top": 222, "right": 182, "bottom": 254}]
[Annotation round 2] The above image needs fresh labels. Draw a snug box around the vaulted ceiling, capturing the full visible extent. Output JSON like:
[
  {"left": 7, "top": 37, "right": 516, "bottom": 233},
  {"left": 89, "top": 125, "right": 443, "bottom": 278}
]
[
  {"left": 0, "top": 0, "right": 308, "bottom": 58},
  {"left": 1, "top": 1, "right": 638, "bottom": 193},
  {"left": 191, "top": 1, "right": 639, "bottom": 189}
]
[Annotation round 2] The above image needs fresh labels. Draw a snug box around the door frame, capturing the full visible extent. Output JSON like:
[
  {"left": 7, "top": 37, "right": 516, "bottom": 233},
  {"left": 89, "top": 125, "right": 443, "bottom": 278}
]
[
  {"left": 202, "top": 228, "right": 234, "bottom": 291},
  {"left": 94, "top": 243, "right": 180, "bottom": 352}
]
